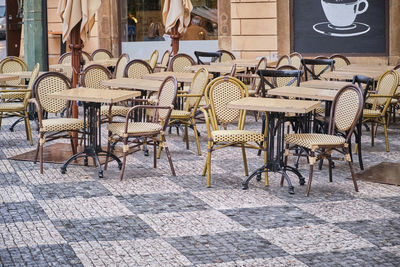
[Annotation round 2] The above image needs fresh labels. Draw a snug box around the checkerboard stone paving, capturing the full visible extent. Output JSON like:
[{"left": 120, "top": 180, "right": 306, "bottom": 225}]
[{"left": 1, "top": 115, "right": 400, "bottom": 266}]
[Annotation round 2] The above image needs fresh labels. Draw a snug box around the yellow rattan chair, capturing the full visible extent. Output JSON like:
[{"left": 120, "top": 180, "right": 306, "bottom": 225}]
[
  {"left": 105, "top": 76, "right": 178, "bottom": 180},
  {"left": 362, "top": 70, "right": 399, "bottom": 152},
  {"left": 91, "top": 49, "right": 113, "bottom": 61},
  {"left": 31, "top": 72, "right": 85, "bottom": 174},
  {"left": 0, "top": 63, "right": 40, "bottom": 145},
  {"left": 285, "top": 85, "right": 364, "bottom": 196},
  {"left": 217, "top": 50, "right": 236, "bottom": 62},
  {"left": 168, "top": 53, "right": 195, "bottom": 72},
  {"left": 113, "top": 53, "right": 130, "bottom": 79},
  {"left": 148, "top": 50, "right": 159, "bottom": 71},
  {"left": 124, "top": 59, "right": 153, "bottom": 79},
  {"left": 80, "top": 64, "right": 131, "bottom": 119},
  {"left": 0, "top": 56, "right": 28, "bottom": 93},
  {"left": 200, "top": 76, "right": 267, "bottom": 187},
  {"left": 169, "top": 68, "right": 210, "bottom": 155}
]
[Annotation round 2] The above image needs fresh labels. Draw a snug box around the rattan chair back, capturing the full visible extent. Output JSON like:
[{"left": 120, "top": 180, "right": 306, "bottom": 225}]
[
  {"left": 160, "top": 50, "right": 170, "bottom": 71},
  {"left": 149, "top": 50, "right": 159, "bottom": 70},
  {"left": 33, "top": 72, "right": 72, "bottom": 115},
  {"left": 0, "top": 56, "right": 27, "bottom": 86},
  {"left": 301, "top": 58, "right": 334, "bottom": 80},
  {"left": 81, "top": 64, "right": 112, "bottom": 89},
  {"left": 153, "top": 76, "right": 178, "bottom": 123},
  {"left": 205, "top": 76, "right": 247, "bottom": 131},
  {"left": 371, "top": 70, "right": 399, "bottom": 109},
  {"left": 217, "top": 50, "right": 235, "bottom": 62},
  {"left": 81, "top": 51, "right": 92, "bottom": 63},
  {"left": 58, "top": 52, "right": 72, "bottom": 64},
  {"left": 330, "top": 54, "right": 350, "bottom": 69},
  {"left": 23, "top": 63, "right": 41, "bottom": 106},
  {"left": 289, "top": 52, "right": 303, "bottom": 70},
  {"left": 276, "top": 55, "right": 291, "bottom": 68},
  {"left": 91, "top": 49, "right": 113, "bottom": 61},
  {"left": 186, "top": 68, "right": 210, "bottom": 111},
  {"left": 124, "top": 59, "right": 153, "bottom": 79},
  {"left": 169, "top": 53, "right": 195, "bottom": 72},
  {"left": 194, "top": 51, "right": 221, "bottom": 65},
  {"left": 252, "top": 57, "right": 268, "bottom": 93},
  {"left": 113, "top": 53, "right": 130, "bottom": 79},
  {"left": 328, "top": 85, "right": 363, "bottom": 141}
]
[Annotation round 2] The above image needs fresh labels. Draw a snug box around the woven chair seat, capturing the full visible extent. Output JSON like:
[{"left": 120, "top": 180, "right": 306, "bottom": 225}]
[
  {"left": 363, "top": 109, "right": 381, "bottom": 117},
  {"left": 0, "top": 91, "right": 26, "bottom": 99},
  {"left": 100, "top": 105, "right": 131, "bottom": 116},
  {"left": 285, "top": 133, "right": 345, "bottom": 150},
  {"left": 41, "top": 118, "right": 84, "bottom": 133},
  {"left": 170, "top": 109, "right": 191, "bottom": 118},
  {"left": 212, "top": 130, "right": 264, "bottom": 143},
  {"left": 0, "top": 102, "right": 25, "bottom": 111},
  {"left": 108, "top": 122, "right": 162, "bottom": 136}
]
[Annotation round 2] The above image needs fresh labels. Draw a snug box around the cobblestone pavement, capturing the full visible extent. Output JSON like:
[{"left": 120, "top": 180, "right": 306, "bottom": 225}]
[{"left": 1, "top": 113, "right": 400, "bottom": 266}]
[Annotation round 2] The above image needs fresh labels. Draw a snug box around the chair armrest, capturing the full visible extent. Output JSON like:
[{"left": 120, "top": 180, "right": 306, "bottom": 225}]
[
  {"left": 0, "top": 84, "right": 28, "bottom": 89},
  {"left": 368, "top": 94, "right": 395, "bottom": 98},
  {"left": 29, "top": 98, "right": 44, "bottom": 128},
  {"left": 177, "top": 93, "right": 203, "bottom": 98}
]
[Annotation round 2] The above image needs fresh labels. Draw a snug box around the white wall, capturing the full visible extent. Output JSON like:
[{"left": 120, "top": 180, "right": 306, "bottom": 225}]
[{"left": 122, "top": 40, "right": 219, "bottom": 61}]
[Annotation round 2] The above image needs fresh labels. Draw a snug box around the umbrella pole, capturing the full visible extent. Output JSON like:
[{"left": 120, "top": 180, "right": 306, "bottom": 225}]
[
  {"left": 69, "top": 22, "right": 83, "bottom": 149},
  {"left": 171, "top": 21, "right": 180, "bottom": 56}
]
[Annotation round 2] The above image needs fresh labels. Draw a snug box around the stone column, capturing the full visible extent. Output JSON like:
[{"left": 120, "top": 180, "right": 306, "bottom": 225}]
[
  {"left": 24, "top": 0, "right": 48, "bottom": 70},
  {"left": 218, "top": 0, "right": 231, "bottom": 51}
]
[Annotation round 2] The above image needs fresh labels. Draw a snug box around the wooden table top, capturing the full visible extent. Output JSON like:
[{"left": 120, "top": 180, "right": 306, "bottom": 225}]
[
  {"left": 337, "top": 64, "right": 395, "bottom": 72},
  {"left": 228, "top": 97, "right": 320, "bottom": 113},
  {"left": 13, "top": 71, "right": 47, "bottom": 79},
  {"left": 211, "top": 59, "right": 278, "bottom": 68},
  {"left": 301, "top": 80, "right": 352, "bottom": 90},
  {"left": 268, "top": 86, "right": 338, "bottom": 101},
  {"left": 321, "top": 70, "right": 383, "bottom": 81},
  {"left": 101, "top": 78, "right": 163, "bottom": 92},
  {"left": 185, "top": 64, "right": 246, "bottom": 73},
  {"left": 142, "top": 71, "right": 196, "bottom": 83},
  {"left": 49, "top": 87, "right": 141, "bottom": 104},
  {"left": 0, "top": 73, "right": 20, "bottom": 82}
]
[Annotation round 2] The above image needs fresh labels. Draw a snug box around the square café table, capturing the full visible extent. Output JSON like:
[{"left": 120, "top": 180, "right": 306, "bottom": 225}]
[
  {"left": 228, "top": 97, "right": 320, "bottom": 193},
  {"left": 49, "top": 87, "right": 141, "bottom": 178}
]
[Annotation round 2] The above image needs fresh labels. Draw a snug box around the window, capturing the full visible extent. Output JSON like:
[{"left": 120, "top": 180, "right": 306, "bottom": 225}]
[{"left": 120, "top": 0, "right": 218, "bottom": 42}]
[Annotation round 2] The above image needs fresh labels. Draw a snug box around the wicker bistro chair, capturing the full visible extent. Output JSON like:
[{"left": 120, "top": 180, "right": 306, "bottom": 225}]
[
  {"left": 0, "top": 63, "right": 40, "bottom": 145},
  {"left": 31, "top": 72, "right": 85, "bottom": 174},
  {"left": 80, "top": 64, "right": 131, "bottom": 119},
  {"left": 330, "top": 54, "right": 350, "bottom": 69},
  {"left": 105, "top": 76, "right": 178, "bottom": 180},
  {"left": 148, "top": 50, "right": 159, "bottom": 70},
  {"left": 168, "top": 53, "right": 195, "bottom": 72},
  {"left": 58, "top": 52, "right": 72, "bottom": 64},
  {"left": 169, "top": 68, "right": 210, "bottom": 155},
  {"left": 285, "top": 85, "right": 364, "bottom": 196},
  {"left": 275, "top": 55, "right": 291, "bottom": 68},
  {"left": 302, "top": 58, "right": 334, "bottom": 80},
  {"left": 113, "top": 53, "right": 130, "bottom": 79},
  {"left": 0, "top": 56, "right": 28, "bottom": 93},
  {"left": 155, "top": 50, "right": 170, "bottom": 72},
  {"left": 362, "top": 70, "right": 399, "bottom": 152},
  {"left": 194, "top": 51, "right": 222, "bottom": 65},
  {"left": 200, "top": 76, "right": 267, "bottom": 187},
  {"left": 217, "top": 50, "right": 236, "bottom": 62},
  {"left": 91, "top": 49, "right": 113, "bottom": 61},
  {"left": 124, "top": 59, "right": 153, "bottom": 79},
  {"left": 289, "top": 52, "right": 303, "bottom": 70},
  {"left": 243, "top": 57, "right": 268, "bottom": 97}
]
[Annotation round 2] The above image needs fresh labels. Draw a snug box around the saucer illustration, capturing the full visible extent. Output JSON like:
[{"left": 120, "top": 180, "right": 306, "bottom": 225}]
[{"left": 313, "top": 22, "right": 370, "bottom": 37}]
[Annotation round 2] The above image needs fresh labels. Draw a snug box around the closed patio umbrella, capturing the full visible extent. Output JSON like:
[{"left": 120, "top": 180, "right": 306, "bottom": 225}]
[
  {"left": 57, "top": 0, "right": 101, "bottom": 117},
  {"left": 162, "top": 0, "right": 193, "bottom": 55}
]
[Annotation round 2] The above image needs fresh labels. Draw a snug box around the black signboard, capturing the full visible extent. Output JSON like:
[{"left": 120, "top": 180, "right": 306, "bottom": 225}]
[{"left": 293, "top": 0, "right": 387, "bottom": 55}]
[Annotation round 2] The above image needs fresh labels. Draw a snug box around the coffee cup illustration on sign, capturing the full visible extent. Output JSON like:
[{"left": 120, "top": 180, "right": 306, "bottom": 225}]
[{"left": 313, "top": 0, "right": 370, "bottom": 37}]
